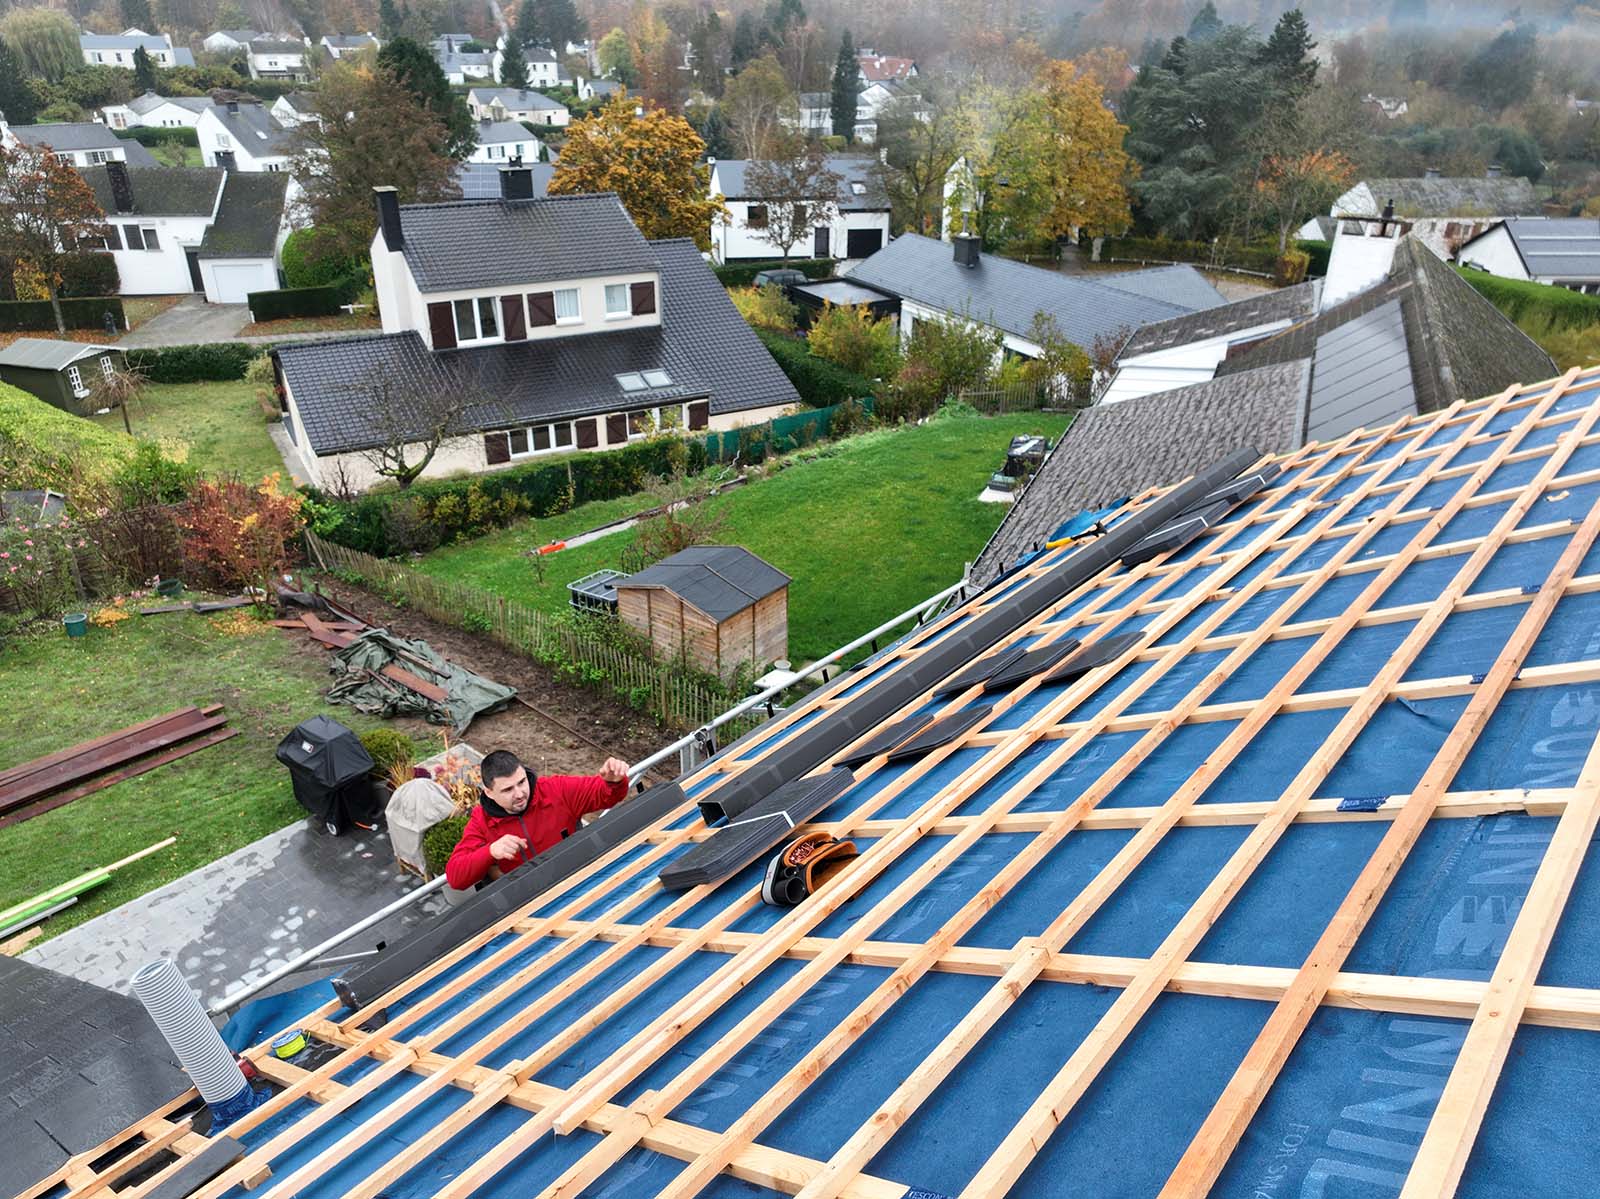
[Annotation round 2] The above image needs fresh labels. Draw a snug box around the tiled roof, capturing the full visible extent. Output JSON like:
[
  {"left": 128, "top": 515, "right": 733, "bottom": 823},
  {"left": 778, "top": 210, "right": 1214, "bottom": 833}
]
[
  {"left": 277, "top": 236, "right": 797, "bottom": 454},
  {"left": 1350, "top": 176, "right": 1541, "bottom": 217},
  {"left": 711, "top": 156, "right": 890, "bottom": 211},
  {"left": 198, "top": 171, "right": 288, "bottom": 258},
  {"left": 203, "top": 102, "right": 294, "bottom": 155},
  {"left": 468, "top": 86, "right": 566, "bottom": 111},
  {"left": 1093, "top": 264, "right": 1232, "bottom": 313},
  {"left": 80, "top": 164, "right": 223, "bottom": 216},
  {"left": 857, "top": 53, "right": 916, "bottom": 81},
  {"left": 473, "top": 119, "right": 537, "bottom": 144},
  {"left": 80, "top": 32, "right": 172, "bottom": 50},
  {"left": 9, "top": 122, "right": 125, "bottom": 152},
  {"left": 848, "top": 233, "right": 1218, "bottom": 347},
  {"left": 1120, "top": 280, "right": 1322, "bottom": 358},
  {"left": 249, "top": 38, "right": 304, "bottom": 54},
  {"left": 395, "top": 192, "right": 657, "bottom": 292},
  {"left": 972, "top": 361, "right": 1309, "bottom": 582},
  {"left": 619, "top": 546, "right": 789, "bottom": 620},
  {"left": 125, "top": 92, "right": 209, "bottom": 116}
]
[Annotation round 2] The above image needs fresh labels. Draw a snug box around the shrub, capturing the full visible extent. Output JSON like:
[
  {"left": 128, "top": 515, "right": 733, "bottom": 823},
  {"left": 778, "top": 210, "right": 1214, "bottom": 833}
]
[
  {"left": 57, "top": 253, "right": 120, "bottom": 298},
  {"left": 1454, "top": 268, "right": 1600, "bottom": 332},
  {"left": 806, "top": 302, "right": 901, "bottom": 379},
  {"left": 1295, "top": 239, "right": 1331, "bottom": 278},
  {"left": 728, "top": 283, "right": 798, "bottom": 332},
  {"left": 281, "top": 228, "right": 364, "bottom": 290},
  {"left": 115, "top": 126, "right": 200, "bottom": 147},
  {"left": 0, "top": 380, "right": 132, "bottom": 497},
  {"left": 175, "top": 476, "right": 304, "bottom": 593},
  {"left": 903, "top": 312, "right": 999, "bottom": 396},
  {"left": 1274, "top": 249, "right": 1311, "bottom": 287},
  {"left": 247, "top": 284, "right": 350, "bottom": 321},
  {"left": 113, "top": 440, "right": 196, "bottom": 506},
  {"left": 754, "top": 328, "right": 876, "bottom": 407},
  {"left": 711, "top": 257, "right": 836, "bottom": 287},
  {"left": 0, "top": 295, "right": 124, "bottom": 332},
  {"left": 422, "top": 813, "right": 469, "bottom": 878},
  {"left": 359, "top": 728, "right": 415, "bottom": 778},
  {"left": 125, "top": 343, "right": 259, "bottom": 382}
]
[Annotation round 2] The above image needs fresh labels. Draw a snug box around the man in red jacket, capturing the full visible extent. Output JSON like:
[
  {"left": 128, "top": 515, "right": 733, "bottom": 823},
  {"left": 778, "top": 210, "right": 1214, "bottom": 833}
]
[{"left": 445, "top": 749, "right": 631, "bottom": 891}]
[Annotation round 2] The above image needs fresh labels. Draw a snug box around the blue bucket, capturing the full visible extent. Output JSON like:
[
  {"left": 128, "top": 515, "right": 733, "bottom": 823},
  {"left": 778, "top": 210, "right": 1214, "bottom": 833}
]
[{"left": 63, "top": 612, "right": 88, "bottom": 638}]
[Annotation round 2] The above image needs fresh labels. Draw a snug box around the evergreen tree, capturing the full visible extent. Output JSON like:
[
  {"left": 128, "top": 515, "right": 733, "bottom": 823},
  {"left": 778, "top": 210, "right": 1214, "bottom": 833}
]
[
  {"left": 515, "top": 0, "right": 542, "bottom": 49},
  {"left": 830, "top": 30, "right": 857, "bottom": 142},
  {"left": 120, "top": 0, "right": 153, "bottom": 30},
  {"left": 378, "top": 0, "right": 404, "bottom": 41},
  {"left": 377, "top": 37, "right": 476, "bottom": 159},
  {"left": 538, "top": 0, "right": 584, "bottom": 51},
  {"left": 0, "top": 38, "right": 39, "bottom": 124},
  {"left": 689, "top": 13, "right": 724, "bottom": 96},
  {"left": 499, "top": 31, "right": 528, "bottom": 87},
  {"left": 730, "top": 11, "right": 761, "bottom": 66},
  {"left": 132, "top": 45, "right": 157, "bottom": 92},
  {"left": 1186, "top": 2, "right": 1222, "bottom": 42},
  {"left": 1159, "top": 36, "right": 1188, "bottom": 75},
  {"left": 1259, "top": 9, "right": 1316, "bottom": 96}
]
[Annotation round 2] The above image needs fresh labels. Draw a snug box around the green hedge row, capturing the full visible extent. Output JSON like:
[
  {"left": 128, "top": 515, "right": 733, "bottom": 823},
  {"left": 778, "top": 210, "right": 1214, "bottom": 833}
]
[
  {"left": 712, "top": 257, "right": 836, "bottom": 287},
  {"left": 124, "top": 343, "right": 259, "bottom": 382},
  {"left": 57, "top": 254, "right": 119, "bottom": 299},
  {"left": 115, "top": 126, "right": 200, "bottom": 148},
  {"left": 1100, "top": 236, "right": 1280, "bottom": 275},
  {"left": 0, "top": 296, "right": 124, "bottom": 332},
  {"left": 755, "top": 328, "right": 876, "bottom": 408},
  {"left": 1295, "top": 239, "right": 1332, "bottom": 278},
  {"left": 310, "top": 437, "right": 713, "bottom": 556},
  {"left": 247, "top": 283, "right": 351, "bottom": 321},
  {"left": 1454, "top": 268, "right": 1600, "bottom": 331}
]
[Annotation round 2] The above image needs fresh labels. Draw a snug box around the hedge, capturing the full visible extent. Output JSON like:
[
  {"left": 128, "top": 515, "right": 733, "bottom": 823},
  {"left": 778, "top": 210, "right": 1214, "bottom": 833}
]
[
  {"left": 0, "top": 379, "right": 133, "bottom": 494},
  {"left": 310, "top": 437, "right": 714, "bottom": 556},
  {"left": 281, "top": 229, "right": 364, "bottom": 290},
  {"left": 247, "top": 283, "right": 351, "bottom": 321},
  {"left": 124, "top": 343, "right": 259, "bottom": 382},
  {"left": 58, "top": 254, "right": 120, "bottom": 299},
  {"left": 755, "top": 328, "right": 876, "bottom": 407},
  {"left": 712, "top": 257, "right": 837, "bottom": 287},
  {"left": 0, "top": 296, "right": 124, "bottom": 332},
  {"left": 1295, "top": 239, "right": 1332, "bottom": 278},
  {"left": 115, "top": 126, "right": 200, "bottom": 148},
  {"left": 1453, "top": 268, "right": 1600, "bottom": 332}
]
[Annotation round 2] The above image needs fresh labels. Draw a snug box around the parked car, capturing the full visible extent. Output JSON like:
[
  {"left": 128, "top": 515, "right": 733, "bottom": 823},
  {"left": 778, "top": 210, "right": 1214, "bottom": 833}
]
[{"left": 753, "top": 268, "right": 809, "bottom": 288}]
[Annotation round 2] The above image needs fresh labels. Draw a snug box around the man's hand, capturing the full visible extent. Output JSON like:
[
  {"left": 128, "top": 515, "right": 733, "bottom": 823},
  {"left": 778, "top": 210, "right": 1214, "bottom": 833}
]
[
  {"left": 598, "top": 757, "right": 629, "bottom": 785},
  {"left": 489, "top": 833, "right": 528, "bottom": 862}
]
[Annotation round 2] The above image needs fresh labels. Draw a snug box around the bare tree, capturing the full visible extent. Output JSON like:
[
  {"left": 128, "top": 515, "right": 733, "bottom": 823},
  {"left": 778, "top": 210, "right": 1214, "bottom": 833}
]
[
  {"left": 744, "top": 142, "right": 842, "bottom": 261},
  {"left": 342, "top": 358, "right": 499, "bottom": 489},
  {"left": 88, "top": 364, "right": 147, "bottom": 434}
]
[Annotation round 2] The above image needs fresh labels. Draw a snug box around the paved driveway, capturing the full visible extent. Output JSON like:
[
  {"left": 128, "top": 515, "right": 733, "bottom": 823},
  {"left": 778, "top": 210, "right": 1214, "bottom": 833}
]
[{"left": 119, "top": 294, "right": 252, "bottom": 347}]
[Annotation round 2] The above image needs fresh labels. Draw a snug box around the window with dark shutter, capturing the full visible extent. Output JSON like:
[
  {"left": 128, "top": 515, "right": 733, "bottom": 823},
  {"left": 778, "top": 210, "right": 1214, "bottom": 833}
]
[
  {"left": 484, "top": 431, "right": 511, "bottom": 464},
  {"left": 605, "top": 412, "right": 627, "bottom": 443},
  {"left": 428, "top": 301, "right": 457, "bottom": 349},
  {"left": 527, "top": 291, "right": 556, "bottom": 326},
  {"left": 630, "top": 281, "right": 656, "bottom": 315},
  {"left": 501, "top": 294, "right": 526, "bottom": 340},
  {"left": 688, "top": 400, "right": 709, "bottom": 430},
  {"left": 575, "top": 418, "right": 598, "bottom": 448}
]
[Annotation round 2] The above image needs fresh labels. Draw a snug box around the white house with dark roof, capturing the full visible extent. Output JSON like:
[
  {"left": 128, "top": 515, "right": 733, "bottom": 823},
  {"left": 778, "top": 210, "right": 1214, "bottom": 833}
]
[
  {"left": 492, "top": 40, "right": 568, "bottom": 88},
  {"left": 467, "top": 87, "right": 569, "bottom": 127},
  {"left": 270, "top": 91, "right": 317, "bottom": 126},
  {"left": 709, "top": 156, "right": 891, "bottom": 263},
  {"left": 577, "top": 76, "right": 620, "bottom": 101},
  {"left": 101, "top": 92, "right": 209, "bottom": 131},
  {"left": 203, "top": 29, "right": 260, "bottom": 53},
  {"left": 320, "top": 33, "right": 379, "bottom": 59},
  {"left": 196, "top": 99, "right": 293, "bottom": 172},
  {"left": 246, "top": 38, "right": 308, "bottom": 80},
  {"left": 1456, "top": 217, "right": 1600, "bottom": 292},
  {"left": 0, "top": 119, "right": 155, "bottom": 167},
  {"left": 432, "top": 36, "right": 494, "bottom": 84},
  {"left": 1297, "top": 171, "right": 1545, "bottom": 261},
  {"left": 466, "top": 119, "right": 543, "bottom": 164},
  {"left": 270, "top": 171, "right": 799, "bottom": 490},
  {"left": 792, "top": 80, "right": 927, "bottom": 144},
  {"left": 80, "top": 30, "right": 193, "bottom": 68}
]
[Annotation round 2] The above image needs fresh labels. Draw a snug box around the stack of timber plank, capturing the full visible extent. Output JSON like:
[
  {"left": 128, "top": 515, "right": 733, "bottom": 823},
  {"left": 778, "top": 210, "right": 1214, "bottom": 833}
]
[
  {"left": 279, "top": 609, "right": 449, "bottom": 703},
  {"left": 0, "top": 707, "right": 235, "bottom": 828}
]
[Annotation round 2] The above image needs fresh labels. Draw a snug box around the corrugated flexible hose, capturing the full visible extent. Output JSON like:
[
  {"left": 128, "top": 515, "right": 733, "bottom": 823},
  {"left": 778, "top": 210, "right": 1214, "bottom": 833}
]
[{"left": 131, "top": 958, "right": 249, "bottom": 1108}]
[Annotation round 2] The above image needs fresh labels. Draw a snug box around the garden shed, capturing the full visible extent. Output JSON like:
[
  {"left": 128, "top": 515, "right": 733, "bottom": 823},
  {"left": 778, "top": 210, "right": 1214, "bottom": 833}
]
[
  {"left": 615, "top": 545, "right": 789, "bottom": 680},
  {"left": 0, "top": 339, "right": 125, "bottom": 416}
]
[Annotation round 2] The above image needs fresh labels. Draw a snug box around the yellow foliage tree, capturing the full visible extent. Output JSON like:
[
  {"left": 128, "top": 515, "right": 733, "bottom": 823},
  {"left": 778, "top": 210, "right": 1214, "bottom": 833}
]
[
  {"left": 1034, "top": 60, "right": 1137, "bottom": 242},
  {"left": 549, "top": 93, "right": 727, "bottom": 250}
]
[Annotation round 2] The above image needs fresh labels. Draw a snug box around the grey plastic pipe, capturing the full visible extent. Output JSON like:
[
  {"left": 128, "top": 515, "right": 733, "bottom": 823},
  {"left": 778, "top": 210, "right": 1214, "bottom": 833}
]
[{"left": 131, "top": 958, "right": 249, "bottom": 1106}]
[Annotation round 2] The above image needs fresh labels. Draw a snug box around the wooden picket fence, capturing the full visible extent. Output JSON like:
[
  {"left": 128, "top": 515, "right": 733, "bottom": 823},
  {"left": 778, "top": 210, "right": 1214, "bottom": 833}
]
[{"left": 304, "top": 531, "right": 766, "bottom": 738}]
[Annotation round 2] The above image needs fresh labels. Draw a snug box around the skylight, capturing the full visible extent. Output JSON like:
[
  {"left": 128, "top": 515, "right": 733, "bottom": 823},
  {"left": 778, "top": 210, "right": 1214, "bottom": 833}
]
[
  {"left": 643, "top": 369, "right": 672, "bottom": 387},
  {"left": 616, "top": 372, "right": 647, "bottom": 391},
  {"left": 850, "top": 181, "right": 866, "bottom": 195}
]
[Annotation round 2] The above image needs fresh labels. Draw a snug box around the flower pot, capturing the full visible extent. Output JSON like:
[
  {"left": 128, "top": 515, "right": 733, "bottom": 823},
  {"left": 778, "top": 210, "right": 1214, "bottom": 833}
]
[
  {"left": 63, "top": 613, "right": 88, "bottom": 638},
  {"left": 156, "top": 578, "right": 183, "bottom": 598}
]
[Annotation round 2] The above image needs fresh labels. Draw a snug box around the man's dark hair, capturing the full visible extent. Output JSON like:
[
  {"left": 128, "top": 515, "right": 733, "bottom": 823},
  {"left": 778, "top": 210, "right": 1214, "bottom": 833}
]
[{"left": 480, "top": 750, "right": 523, "bottom": 790}]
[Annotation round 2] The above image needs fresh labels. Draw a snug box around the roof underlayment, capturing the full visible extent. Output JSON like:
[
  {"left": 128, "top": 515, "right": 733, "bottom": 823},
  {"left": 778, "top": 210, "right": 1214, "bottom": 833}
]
[{"left": 28, "top": 367, "right": 1600, "bottom": 1198}]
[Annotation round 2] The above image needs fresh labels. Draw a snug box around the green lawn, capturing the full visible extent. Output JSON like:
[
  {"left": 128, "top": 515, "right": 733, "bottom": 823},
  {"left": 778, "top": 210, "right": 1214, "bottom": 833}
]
[
  {"left": 415, "top": 410, "right": 1072, "bottom": 663},
  {"left": 145, "top": 142, "right": 203, "bottom": 167},
  {"left": 94, "top": 379, "right": 284, "bottom": 482},
  {"left": 0, "top": 610, "right": 411, "bottom": 941}
]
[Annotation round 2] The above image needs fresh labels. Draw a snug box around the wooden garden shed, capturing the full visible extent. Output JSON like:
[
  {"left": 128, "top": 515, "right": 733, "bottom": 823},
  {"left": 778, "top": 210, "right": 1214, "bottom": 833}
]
[
  {"left": 0, "top": 339, "right": 125, "bottom": 416},
  {"left": 616, "top": 546, "right": 789, "bottom": 681}
]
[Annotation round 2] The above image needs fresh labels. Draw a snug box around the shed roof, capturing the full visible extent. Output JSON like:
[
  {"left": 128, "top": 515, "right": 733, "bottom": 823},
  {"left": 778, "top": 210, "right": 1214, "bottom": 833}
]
[
  {"left": 618, "top": 545, "right": 790, "bottom": 620},
  {"left": 0, "top": 338, "right": 121, "bottom": 371}
]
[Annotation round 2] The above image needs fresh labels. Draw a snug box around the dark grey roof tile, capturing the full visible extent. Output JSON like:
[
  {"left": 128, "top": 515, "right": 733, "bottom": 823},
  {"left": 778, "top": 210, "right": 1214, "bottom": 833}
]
[
  {"left": 1121, "top": 280, "right": 1321, "bottom": 357},
  {"left": 198, "top": 171, "right": 288, "bottom": 258},
  {"left": 620, "top": 546, "right": 788, "bottom": 620}
]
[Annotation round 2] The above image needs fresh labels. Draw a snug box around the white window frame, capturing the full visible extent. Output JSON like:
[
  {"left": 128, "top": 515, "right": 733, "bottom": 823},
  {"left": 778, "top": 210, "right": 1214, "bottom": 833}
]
[
  {"left": 604, "top": 283, "right": 630, "bottom": 318},
  {"left": 452, "top": 295, "right": 503, "bottom": 345},
  {"left": 554, "top": 288, "right": 581, "bottom": 323},
  {"left": 139, "top": 225, "right": 159, "bottom": 250},
  {"left": 99, "top": 355, "right": 115, "bottom": 379},
  {"left": 626, "top": 407, "right": 659, "bottom": 440},
  {"left": 67, "top": 365, "right": 85, "bottom": 393},
  {"left": 507, "top": 420, "right": 575, "bottom": 459}
]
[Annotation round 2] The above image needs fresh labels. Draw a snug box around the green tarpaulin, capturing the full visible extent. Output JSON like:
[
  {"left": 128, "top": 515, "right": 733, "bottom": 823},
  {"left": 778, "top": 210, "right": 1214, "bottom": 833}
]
[{"left": 326, "top": 629, "right": 516, "bottom": 734}]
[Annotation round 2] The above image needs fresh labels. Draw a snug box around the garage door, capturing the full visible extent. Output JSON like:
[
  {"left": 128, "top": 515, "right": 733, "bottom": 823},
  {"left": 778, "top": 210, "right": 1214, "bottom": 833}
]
[
  {"left": 846, "top": 228, "right": 884, "bottom": 258},
  {"left": 210, "top": 263, "right": 267, "bottom": 304}
]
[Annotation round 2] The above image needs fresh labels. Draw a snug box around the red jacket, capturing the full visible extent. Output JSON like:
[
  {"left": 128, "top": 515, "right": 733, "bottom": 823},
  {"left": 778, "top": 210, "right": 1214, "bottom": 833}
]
[{"left": 445, "top": 771, "right": 628, "bottom": 890}]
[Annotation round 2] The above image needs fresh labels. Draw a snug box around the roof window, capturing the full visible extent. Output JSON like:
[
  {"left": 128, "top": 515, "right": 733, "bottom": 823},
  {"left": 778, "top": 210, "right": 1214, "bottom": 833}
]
[{"left": 616, "top": 372, "right": 647, "bottom": 391}]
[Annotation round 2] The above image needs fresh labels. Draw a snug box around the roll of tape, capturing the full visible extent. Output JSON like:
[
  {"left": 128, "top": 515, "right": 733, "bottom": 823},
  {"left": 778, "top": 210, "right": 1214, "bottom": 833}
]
[{"left": 272, "top": 1029, "right": 307, "bottom": 1059}]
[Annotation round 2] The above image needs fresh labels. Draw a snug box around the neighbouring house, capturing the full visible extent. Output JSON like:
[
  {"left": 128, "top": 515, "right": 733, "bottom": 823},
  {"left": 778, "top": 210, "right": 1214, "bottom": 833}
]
[
  {"left": 100, "top": 92, "right": 209, "bottom": 131},
  {"left": 466, "top": 119, "right": 543, "bottom": 164},
  {"left": 203, "top": 29, "right": 260, "bottom": 54},
  {"left": 792, "top": 79, "right": 928, "bottom": 144},
  {"left": 80, "top": 29, "right": 193, "bottom": 69},
  {"left": 270, "top": 171, "right": 800, "bottom": 491},
  {"left": 1456, "top": 217, "right": 1600, "bottom": 292},
  {"left": 856, "top": 49, "right": 917, "bottom": 83},
  {"left": 0, "top": 339, "right": 127, "bottom": 416},
  {"left": 616, "top": 545, "right": 789, "bottom": 680},
  {"left": 196, "top": 99, "right": 293, "bottom": 172},
  {"left": 432, "top": 36, "right": 494, "bottom": 84},
  {"left": 709, "top": 156, "right": 892, "bottom": 264},
  {"left": 246, "top": 38, "right": 308, "bottom": 81},
  {"left": 846, "top": 231, "right": 1226, "bottom": 366},
  {"left": 0, "top": 119, "right": 157, "bottom": 167},
  {"left": 270, "top": 91, "right": 318, "bottom": 126},
  {"left": 1362, "top": 93, "right": 1409, "bottom": 119},
  {"left": 493, "top": 41, "right": 568, "bottom": 88},
  {"left": 467, "top": 86, "right": 570, "bottom": 127},
  {"left": 1296, "top": 170, "right": 1544, "bottom": 261},
  {"left": 576, "top": 76, "right": 620, "bottom": 101},
  {"left": 80, "top": 161, "right": 291, "bottom": 303},
  {"left": 321, "top": 33, "right": 379, "bottom": 60}
]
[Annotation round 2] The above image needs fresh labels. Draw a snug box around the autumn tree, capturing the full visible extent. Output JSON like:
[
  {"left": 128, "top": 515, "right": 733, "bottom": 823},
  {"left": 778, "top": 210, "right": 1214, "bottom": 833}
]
[
  {"left": 743, "top": 140, "right": 841, "bottom": 260},
  {"left": 0, "top": 143, "right": 109, "bottom": 334},
  {"left": 176, "top": 476, "right": 304, "bottom": 596},
  {"left": 378, "top": 37, "right": 476, "bottom": 160},
  {"left": 550, "top": 93, "right": 725, "bottom": 248},
  {"left": 722, "top": 53, "right": 798, "bottom": 159},
  {"left": 1033, "top": 61, "right": 1135, "bottom": 241},
  {"left": 288, "top": 64, "right": 462, "bottom": 264},
  {"left": 596, "top": 27, "right": 637, "bottom": 87},
  {"left": 1255, "top": 150, "right": 1354, "bottom": 250},
  {"left": 0, "top": 8, "right": 81, "bottom": 82}
]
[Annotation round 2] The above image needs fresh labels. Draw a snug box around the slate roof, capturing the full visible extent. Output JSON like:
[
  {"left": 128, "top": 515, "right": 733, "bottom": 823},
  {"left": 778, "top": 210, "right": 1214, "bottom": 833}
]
[
  {"left": 1462, "top": 216, "right": 1600, "bottom": 282},
  {"left": 0, "top": 338, "right": 120, "bottom": 370},
  {"left": 972, "top": 361, "right": 1309, "bottom": 582},
  {"left": 711, "top": 157, "right": 890, "bottom": 211},
  {"left": 849, "top": 233, "right": 1220, "bottom": 347},
  {"left": 203, "top": 101, "right": 293, "bottom": 155},
  {"left": 474, "top": 119, "right": 537, "bottom": 145},
  {"left": 469, "top": 86, "right": 567, "bottom": 111},
  {"left": 80, "top": 163, "right": 223, "bottom": 216},
  {"left": 249, "top": 38, "right": 305, "bottom": 54},
  {"left": 394, "top": 192, "right": 657, "bottom": 292},
  {"left": 276, "top": 237, "right": 798, "bottom": 454},
  {"left": 80, "top": 31, "right": 173, "bottom": 51},
  {"left": 585, "top": 78, "right": 621, "bottom": 97},
  {"left": 1350, "top": 176, "right": 1540, "bottom": 217},
  {"left": 619, "top": 546, "right": 789, "bottom": 620},
  {"left": 1093, "top": 264, "right": 1231, "bottom": 313},
  {"left": 125, "top": 91, "right": 209, "bottom": 116},
  {"left": 10, "top": 122, "right": 127, "bottom": 152},
  {"left": 323, "top": 33, "right": 377, "bottom": 48},
  {"left": 199, "top": 171, "right": 289, "bottom": 258},
  {"left": 1120, "top": 280, "right": 1322, "bottom": 358}
]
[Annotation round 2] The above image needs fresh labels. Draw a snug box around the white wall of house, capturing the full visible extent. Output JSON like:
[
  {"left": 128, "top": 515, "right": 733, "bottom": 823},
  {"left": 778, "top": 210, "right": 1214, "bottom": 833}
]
[
  {"left": 248, "top": 48, "right": 307, "bottom": 79},
  {"left": 897, "top": 297, "right": 1038, "bottom": 364},
  {"left": 1322, "top": 230, "right": 1402, "bottom": 307},
  {"left": 1099, "top": 320, "right": 1297, "bottom": 406},
  {"left": 466, "top": 134, "right": 543, "bottom": 164},
  {"left": 204, "top": 256, "right": 278, "bottom": 304},
  {"left": 1456, "top": 225, "right": 1532, "bottom": 282},
  {"left": 203, "top": 32, "right": 254, "bottom": 53},
  {"left": 82, "top": 38, "right": 180, "bottom": 68},
  {"left": 196, "top": 109, "right": 290, "bottom": 171},
  {"left": 104, "top": 212, "right": 215, "bottom": 294},
  {"left": 270, "top": 96, "right": 313, "bottom": 125},
  {"left": 710, "top": 197, "right": 889, "bottom": 263},
  {"left": 102, "top": 99, "right": 202, "bottom": 129}
]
